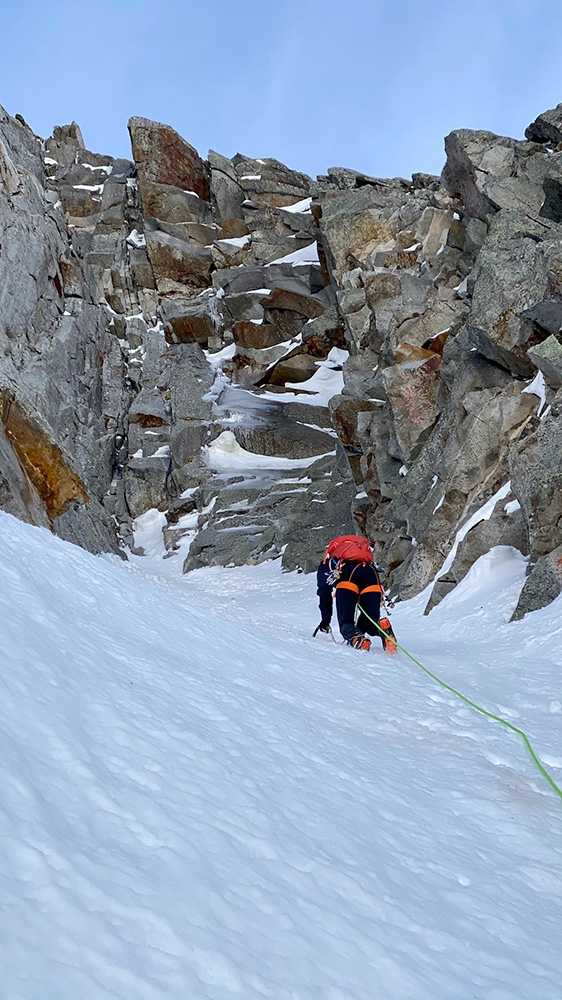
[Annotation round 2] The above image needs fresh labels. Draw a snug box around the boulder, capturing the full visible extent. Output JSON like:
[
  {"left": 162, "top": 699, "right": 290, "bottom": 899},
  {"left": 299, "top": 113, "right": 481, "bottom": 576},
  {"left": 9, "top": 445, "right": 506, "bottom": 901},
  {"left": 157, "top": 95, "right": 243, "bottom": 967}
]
[
  {"left": 170, "top": 421, "right": 214, "bottom": 467},
  {"left": 442, "top": 129, "right": 562, "bottom": 222},
  {"left": 163, "top": 343, "right": 215, "bottom": 422},
  {"left": 212, "top": 262, "right": 325, "bottom": 297},
  {"left": 302, "top": 307, "right": 346, "bottom": 356},
  {"left": 234, "top": 420, "right": 334, "bottom": 460},
  {"left": 319, "top": 185, "right": 404, "bottom": 275},
  {"left": 261, "top": 286, "right": 325, "bottom": 319},
  {"left": 209, "top": 149, "right": 245, "bottom": 229},
  {"left": 527, "top": 335, "right": 562, "bottom": 390},
  {"left": 222, "top": 290, "right": 268, "bottom": 325},
  {"left": 391, "top": 287, "right": 464, "bottom": 354},
  {"left": 329, "top": 395, "right": 378, "bottom": 449},
  {"left": 128, "top": 116, "right": 210, "bottom": 201},
  {"left": 139, "top": 183, "right": 213, "bottom": 226},
  {"left": 58, "top": 183, "right": 103, "bottom": 220},
  {"left": 511, "top": 545, "right": 562, "bottom": 620},
  {"left": 125, "top": 457, "right": 173, "bottom": 518},
  {"left": 128, "top": 387, "right": 171, "bottom": 427},
  {"left": 145, "top": 228, "right": 213, "bottom": 294},
  {"left": 417, "top": 207, "right": 456, "bottom": 256},
  {"left": 263, "top": 351, "right": 319, "bottom": 386},
  {"left": 44, "top": 121, "right": 85, "bottom": 167},
  {"left": 525, "top": 104, "right": 562, "bottom": 145},
  {"left": 161, "top": 293, "right": 221, "bottom": 346},
  {"left": 520, "top": 300, "right": 562, "bottom": 336},
  {"left": 232, "top": 321, "right": 288, "bottom": 350},
  {"left": 233, "top": 155, "right": 312, "bottom": 209}
]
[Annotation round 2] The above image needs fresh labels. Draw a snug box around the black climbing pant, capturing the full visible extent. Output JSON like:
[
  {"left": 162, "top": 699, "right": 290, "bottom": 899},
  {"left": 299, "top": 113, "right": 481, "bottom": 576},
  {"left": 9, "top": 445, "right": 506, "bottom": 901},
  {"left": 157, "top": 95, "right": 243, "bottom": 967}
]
[{"left": 335, "top": 561, "right": 384, "bottom": 646}]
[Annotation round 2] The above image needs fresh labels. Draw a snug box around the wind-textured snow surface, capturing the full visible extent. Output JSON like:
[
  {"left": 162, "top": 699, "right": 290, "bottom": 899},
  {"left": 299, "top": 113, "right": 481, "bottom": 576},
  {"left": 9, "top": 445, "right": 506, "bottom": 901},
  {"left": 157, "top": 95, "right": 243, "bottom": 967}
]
[{"left": 1, "top": 512, "right": 561, "bottom": 999}]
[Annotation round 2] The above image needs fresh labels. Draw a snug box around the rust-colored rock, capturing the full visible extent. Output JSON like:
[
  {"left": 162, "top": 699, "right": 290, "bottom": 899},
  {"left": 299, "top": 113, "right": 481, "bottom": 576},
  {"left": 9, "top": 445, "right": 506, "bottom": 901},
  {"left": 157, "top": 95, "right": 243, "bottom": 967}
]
[
  {"left": 58, "top": 185, "right": 102, "bottom": 219},
  {"left": 128, "top": 117, "right": 210, "bottom": 201},
  {"left": 379, "top": 247, "right": 421, "bottom": 270},
  {"left": 330, "top": 396, "right": 378, "bottom": 449},
  {"left": 232, "top": 321, "right": 287, "bottom": 350},
  {"left": 0, "top": 390, "right": 89, "bottom": 520},
  {"left": 364, "top": 271, "right": 401, "bottom": 307},
  {"left": 421, "top": 329, "right": 451, "bottom": 356},
  {"left": 394, "top": 342, "right": 439, "bottom": 365},
  {"left": 382, "top": 354, "right": 442, "bottom": 461},
  {"left": 264, "top": 352, "right": 319, "bottom": 386},
  {"left": 218, "top": 218, "right": 250, "bottom": 240},
  {"left": 165, "top": 311, "right": 217, "bottom": 345},
  {"left": 145, "top": 231, "right": 213, "bottom": 294}
]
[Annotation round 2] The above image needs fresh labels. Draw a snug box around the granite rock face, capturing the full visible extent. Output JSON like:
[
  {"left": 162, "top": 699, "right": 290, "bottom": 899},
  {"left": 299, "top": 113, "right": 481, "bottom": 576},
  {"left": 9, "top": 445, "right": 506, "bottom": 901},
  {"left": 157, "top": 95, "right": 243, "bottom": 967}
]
[
  {"left": 309, "top": 105, "right": 562, "bottom": 615},
  {"left": 0, "top": 102, "right": 353, "bottom": 572},
  {"left": 2, "top": 99, "right": 562, "bottom": 617}
]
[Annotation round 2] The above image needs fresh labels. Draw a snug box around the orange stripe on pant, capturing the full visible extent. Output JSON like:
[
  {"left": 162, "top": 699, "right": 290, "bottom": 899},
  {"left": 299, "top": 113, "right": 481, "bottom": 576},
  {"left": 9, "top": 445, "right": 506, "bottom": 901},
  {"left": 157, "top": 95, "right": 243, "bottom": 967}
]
[
  {"left": 336, "top": 581, "right": 360, "bottom": 593},
  {"left": 360, "top": 584, "right": 382, "bottom": 595}
]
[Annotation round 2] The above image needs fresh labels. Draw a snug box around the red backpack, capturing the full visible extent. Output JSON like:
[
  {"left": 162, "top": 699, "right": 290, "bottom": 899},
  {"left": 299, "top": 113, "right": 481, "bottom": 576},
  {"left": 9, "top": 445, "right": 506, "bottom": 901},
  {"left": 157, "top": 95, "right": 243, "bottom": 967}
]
[{"left": 324, "top": 534, "right": 374, "bottom": 565}]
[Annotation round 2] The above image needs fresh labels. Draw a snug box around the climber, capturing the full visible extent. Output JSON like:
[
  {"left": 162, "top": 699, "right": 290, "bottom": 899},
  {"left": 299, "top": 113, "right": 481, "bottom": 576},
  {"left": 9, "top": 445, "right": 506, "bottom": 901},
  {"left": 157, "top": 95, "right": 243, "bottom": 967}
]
[{"left": 314, "top": 534, "right": 397, "bottom": 653}]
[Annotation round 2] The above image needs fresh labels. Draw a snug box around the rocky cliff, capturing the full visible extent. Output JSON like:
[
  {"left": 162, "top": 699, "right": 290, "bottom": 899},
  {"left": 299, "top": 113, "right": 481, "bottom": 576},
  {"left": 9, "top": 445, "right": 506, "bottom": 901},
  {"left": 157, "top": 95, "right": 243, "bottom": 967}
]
[{"left": 2, "top": 101, "right": 562, "bottom": 616}]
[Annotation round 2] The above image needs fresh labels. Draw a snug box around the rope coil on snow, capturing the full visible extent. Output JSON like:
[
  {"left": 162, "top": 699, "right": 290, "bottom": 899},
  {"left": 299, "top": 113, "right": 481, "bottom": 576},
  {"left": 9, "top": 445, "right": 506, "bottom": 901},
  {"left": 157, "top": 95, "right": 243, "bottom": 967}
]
[{"left": 357, "top": 602, "right": 562, "bottom": 803}]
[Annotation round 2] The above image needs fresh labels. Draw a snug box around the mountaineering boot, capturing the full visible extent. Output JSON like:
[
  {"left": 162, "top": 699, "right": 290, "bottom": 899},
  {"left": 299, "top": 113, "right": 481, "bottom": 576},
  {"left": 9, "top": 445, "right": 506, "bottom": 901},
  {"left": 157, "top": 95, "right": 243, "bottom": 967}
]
[
  {"left": 380, "top": 617, "right": 397, "bottom": 655},
  {"left": 350, "top": 633, "right": 371, "bottom": 651}
]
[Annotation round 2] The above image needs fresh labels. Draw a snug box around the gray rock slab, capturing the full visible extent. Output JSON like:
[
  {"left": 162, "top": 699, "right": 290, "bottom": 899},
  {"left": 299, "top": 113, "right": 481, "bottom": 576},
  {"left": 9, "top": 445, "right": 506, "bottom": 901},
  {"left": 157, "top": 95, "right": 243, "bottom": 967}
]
[
  {"left": 443, "top": 128, "right": 562, "bottom": 223},
  {"left": 212, "top": 263, "right": 325, "bottom": 296},
  {"left": 511, "top": 545, "right": 562, "bottom": 619},
  {"left": 527, "top": 334, "right": 562, "bottom": 389},
  {"left": 53, "top": 497, "right": 124, "bottom": 556},
  {"left": 424, "top": 501, "right": 529, "bottom": 613},
  {"left": 520, "top": 300, "right": 562, "bottom": 336},
  {"left": 510, "top": 395, "right": 562, "bottom": 558},
  {"left": 125, "top": 457, "right": 173, "bottom": 518}
]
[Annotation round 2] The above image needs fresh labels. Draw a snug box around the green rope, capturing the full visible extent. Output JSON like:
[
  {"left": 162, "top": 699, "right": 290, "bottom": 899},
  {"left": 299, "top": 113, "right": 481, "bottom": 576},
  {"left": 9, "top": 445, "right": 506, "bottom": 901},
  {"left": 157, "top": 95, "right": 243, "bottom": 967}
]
[{"left": 357, "top": 602, "right": 562, "bottom": 802}]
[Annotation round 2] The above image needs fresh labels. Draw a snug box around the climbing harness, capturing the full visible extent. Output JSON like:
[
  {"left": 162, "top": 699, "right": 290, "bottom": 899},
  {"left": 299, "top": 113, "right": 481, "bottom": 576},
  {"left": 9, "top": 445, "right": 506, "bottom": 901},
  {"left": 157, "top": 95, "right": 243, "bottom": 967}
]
[{"left": 357, "top": 601, "right": 562, "bottom": 803}]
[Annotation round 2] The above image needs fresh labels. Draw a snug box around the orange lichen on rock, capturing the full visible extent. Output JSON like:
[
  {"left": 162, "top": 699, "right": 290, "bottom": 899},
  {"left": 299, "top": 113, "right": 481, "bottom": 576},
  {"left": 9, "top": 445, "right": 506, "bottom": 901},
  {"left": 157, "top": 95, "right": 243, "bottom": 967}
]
[{"left": 0, "top": 390, "right": 89, "bottom": 521}]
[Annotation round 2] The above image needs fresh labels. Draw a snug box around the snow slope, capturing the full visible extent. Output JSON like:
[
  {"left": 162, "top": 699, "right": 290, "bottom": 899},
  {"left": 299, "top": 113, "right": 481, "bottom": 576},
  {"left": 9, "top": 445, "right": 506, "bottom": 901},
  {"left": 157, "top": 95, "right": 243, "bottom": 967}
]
[{"left": 1, "top": 511, "right": 561, "bottom": 999}]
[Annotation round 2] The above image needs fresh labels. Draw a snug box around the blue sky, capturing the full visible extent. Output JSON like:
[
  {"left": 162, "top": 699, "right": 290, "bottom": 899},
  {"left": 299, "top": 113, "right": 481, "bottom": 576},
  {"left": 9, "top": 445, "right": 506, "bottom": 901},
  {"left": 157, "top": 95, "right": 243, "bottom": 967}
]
[{"left": 2, "top": 0, "right": 561, "bottom": 180}]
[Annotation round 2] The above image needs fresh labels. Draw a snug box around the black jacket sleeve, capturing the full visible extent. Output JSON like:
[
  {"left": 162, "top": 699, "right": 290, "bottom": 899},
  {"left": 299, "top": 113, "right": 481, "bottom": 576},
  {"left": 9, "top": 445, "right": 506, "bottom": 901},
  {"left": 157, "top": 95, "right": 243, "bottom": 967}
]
[{"left": 316, "top": 561, "right": 333, "bottom": 624}]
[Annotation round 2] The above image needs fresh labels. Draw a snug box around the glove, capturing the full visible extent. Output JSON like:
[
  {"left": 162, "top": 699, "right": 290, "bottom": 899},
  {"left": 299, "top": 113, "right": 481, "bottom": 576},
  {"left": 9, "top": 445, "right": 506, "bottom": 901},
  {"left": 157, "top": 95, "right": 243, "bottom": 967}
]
[{"left": 313, "top": 621, "right": 332, "bottom": 636}]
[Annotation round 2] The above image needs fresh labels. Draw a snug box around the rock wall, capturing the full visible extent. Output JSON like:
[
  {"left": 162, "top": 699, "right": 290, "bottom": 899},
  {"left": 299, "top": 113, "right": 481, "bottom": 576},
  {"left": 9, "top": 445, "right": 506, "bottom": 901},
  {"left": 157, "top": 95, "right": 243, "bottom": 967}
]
[
  {"left": 2, "top": 100, "right": 562, "bottom": 615},
  {"left": 315, "top": 113, "right": 562, "bottom": 619},
  {"left": 0, "top": 106, "right": 355, "bottom": 574}
]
